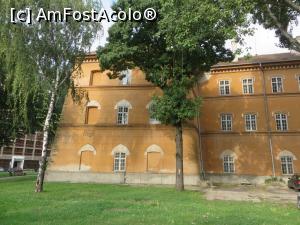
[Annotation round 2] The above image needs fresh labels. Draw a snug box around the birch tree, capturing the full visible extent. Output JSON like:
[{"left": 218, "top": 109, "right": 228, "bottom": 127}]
[{"left": 1, "top": 0, "right": 102, "bottom": 192}]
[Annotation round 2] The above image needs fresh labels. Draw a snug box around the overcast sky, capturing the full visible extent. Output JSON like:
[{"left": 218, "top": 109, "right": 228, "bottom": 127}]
[{"left": 92, "top": 0, "right": 300, "bottom": 56}]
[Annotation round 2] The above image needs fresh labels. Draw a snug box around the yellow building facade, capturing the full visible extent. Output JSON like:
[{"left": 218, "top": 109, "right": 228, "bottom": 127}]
[
  {"left": 46, "top": 53, "right": 300, "bottom": 185},
  {"left": 47, "top": 53, "right": 201, "bottom": 185}
]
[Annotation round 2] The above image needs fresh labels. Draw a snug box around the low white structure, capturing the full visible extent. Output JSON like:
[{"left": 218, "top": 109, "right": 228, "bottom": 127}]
[{"left": 10, "top": 156, "right": 25, "bottom": 170}]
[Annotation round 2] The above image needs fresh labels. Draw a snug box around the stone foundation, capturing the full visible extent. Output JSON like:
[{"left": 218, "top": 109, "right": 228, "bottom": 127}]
[
  {"left": 45, "top": 171, "right": 201, "bottom": 186},
  {"left": 204, "top": 173, "right": 288, "bottom": 185},
  {"left": 46, "top": 171, "right": 290, "bottom": 186}
]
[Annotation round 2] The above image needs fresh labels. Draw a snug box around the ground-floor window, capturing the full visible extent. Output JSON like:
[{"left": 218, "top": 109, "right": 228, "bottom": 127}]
[
  {"left": 281, "top": 156, "right": 293, "bottom": 175},
  {"left": 223, "top": 155, "right": 234, "bottom": 173},
  {"left": 114, "top": 152, "right": 126, "bottom": 171}
]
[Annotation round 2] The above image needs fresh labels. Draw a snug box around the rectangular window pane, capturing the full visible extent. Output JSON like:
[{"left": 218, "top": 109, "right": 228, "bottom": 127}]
[
  {"left": 114, "top": 152, "right": 126, "bottom": 171},
  {"left": 224, "top": 155, "right": 234, "bottom": 173},
  {"left": 120, "top": 70, "right": 131, "bottom": 85},
  {"left": 219, "top": 80, "right": 230, "bottom": 95},
  {"left": 281, "top": 156, "right": 293, "bottom": 175},
  {"left": 245, "top": 114, "right": 257, "bottom": 131},
  {"left": 117, "top": 106, "right": 129, "bottom": 125},
  {"left": 272, "top": 77, "right": 283, "bottom": 93},
  {"left": 221, "top": 114, "right": 232, "bottom": 131},
  {"left": 242, "top": 79, "right": 254, "bottom": 94},
  {"left": 275, "top": 113, "right": 288, "bottom": 131}
]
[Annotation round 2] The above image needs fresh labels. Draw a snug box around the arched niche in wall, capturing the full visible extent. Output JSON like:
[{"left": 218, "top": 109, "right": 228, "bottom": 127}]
[
  {"left": 85, "top": 100, "right": 101, "bottom": 125},
  {"left": 145, "top": 144, "right": 164, "bottom": 172},
  {"left": 78, "top": 144, "right": 96, "bottom": 171}
]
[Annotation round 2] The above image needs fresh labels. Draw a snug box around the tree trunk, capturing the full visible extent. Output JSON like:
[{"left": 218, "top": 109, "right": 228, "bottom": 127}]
[
  {"left": 35, "top": 73, "right": 59, "bottom": 192},
  {"left": 175, "top": 122, "right": 184, "bottom": 191}
]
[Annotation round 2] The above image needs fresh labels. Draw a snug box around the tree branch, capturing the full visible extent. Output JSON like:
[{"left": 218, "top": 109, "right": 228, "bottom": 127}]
[
  {"left": 57, "top": 63, "right": 81, "bottom": 88},
  {"left": 284, "top": 0, "right": 300, "bottom": 12},
  {"left": 265, "top": 3, "right": 300, "bottom": 51}
]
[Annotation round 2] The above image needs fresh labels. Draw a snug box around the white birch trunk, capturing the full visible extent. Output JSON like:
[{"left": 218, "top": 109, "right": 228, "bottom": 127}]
[{"left": 35, "top": 72, "right": 60, "bottom": 192}]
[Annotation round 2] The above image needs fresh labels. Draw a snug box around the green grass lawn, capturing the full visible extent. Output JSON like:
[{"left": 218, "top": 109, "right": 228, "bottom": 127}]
[
  {"left": 0, "top": 171, "right": 37, "bottom": 178},
  {"left": 0, "top": 171, "right": 10, "bottom": 178},
  {"left": 0, "top": 177, "right": 299, "bottom": 225}
]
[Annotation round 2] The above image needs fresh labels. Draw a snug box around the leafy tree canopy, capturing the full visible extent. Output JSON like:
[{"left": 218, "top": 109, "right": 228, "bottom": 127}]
[
  {"left": 0, "top": 0, "right": 101, "bottom": 143},
  {"left": 98, "top": 0, "right": 251, "bottom": 125},
  {"left": 248, "top": 0, "right": 300, "bottom": 51}
]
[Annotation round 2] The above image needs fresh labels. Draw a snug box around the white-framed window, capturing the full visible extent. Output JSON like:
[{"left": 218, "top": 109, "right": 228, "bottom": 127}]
[
  {"left": 219, "top": 80, "right": 230, "bottom": 95},
  {"left": 281, "top": 156, "right": 294, "bottom": 175},
  {"left": 117, "top": 106, "right": 129, "bottom": 125},
  {"left": 245, "top": 113, "right": 257, "bottom": 131},
  {"left": 223, "top": 155, "right": 235, "bottom": 173},
  {"left": 148, "top": 102, "right": 160, "bottom": 124},
  {"left": 271, "top": 77, "right": 283, "bottom": 93},
  {"left": 120, "top": 69, "right": 131, "bottom": 85},
  {"left": 275, "top": 113, "right": 288, "bottom": 131},
  {"left": 221, "top": 114, "right": 232, "bottom": 131},
  {"left": 242, "top": 78, "right": 254, "bottom": 94},
  {"left": 114, "top": 152, "right": 126, "bottom": 171}
]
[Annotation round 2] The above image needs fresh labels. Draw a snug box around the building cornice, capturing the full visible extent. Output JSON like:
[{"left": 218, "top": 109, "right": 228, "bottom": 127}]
[
  {"left": 58, "top": 123, "right": 197, "bottom": 130},
  {"left": 202, "top": 92, "right": 300, "bottom": 100},
  {"left": 83, "top": 53, "right": 98, "bottom": 63},
  {"left": 75, "top": 84, "right": 156, "bottom": 90},
  {"left": 211, "top": 61, "right": 300, "bottom": 74},
  {"left": 200, "top": 131, "right": 300, "bottom": 136}
]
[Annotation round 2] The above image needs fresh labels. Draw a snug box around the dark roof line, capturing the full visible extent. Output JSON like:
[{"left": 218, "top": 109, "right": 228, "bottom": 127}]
[{"left": 212, "top": 52, "right": 300, "bottom": 68}]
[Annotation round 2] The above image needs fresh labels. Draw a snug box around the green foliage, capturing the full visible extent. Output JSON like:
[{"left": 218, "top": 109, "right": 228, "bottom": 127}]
[
  {"left": 265, "top": 176, "right": 285, "bottom": 184},
  {"left": 98, "top": 0, "right": 250, "bottom": 126},
  {"left": 152, "top": 79, "right": 202, "bottom": 125},
  {"left": 0, "top": 0, "right": 101, "bottom": 143},
  {"left": 247, "top": 0, "right": 300, "bottom": 51}
]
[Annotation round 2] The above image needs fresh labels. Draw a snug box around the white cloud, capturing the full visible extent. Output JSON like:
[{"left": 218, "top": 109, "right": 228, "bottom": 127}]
[{"left": 235, "top": 23, "right": 300, "bottom": 56}]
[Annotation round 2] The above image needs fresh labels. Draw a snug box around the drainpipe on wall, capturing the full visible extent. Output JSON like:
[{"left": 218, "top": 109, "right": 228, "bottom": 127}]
[{"left": 259, "top": 63, "right": 276, "bottom": 177}]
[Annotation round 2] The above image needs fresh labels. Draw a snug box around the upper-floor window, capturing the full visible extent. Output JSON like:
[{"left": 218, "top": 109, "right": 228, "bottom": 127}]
[
  {"left": 275, "top": 113, "right": 288, "bottom": 131},
  {"left": 244, "top": 113, "right": 257, "bottom": 131},
  {"left": 115, "top": 100, "right": 132, "bottom": 125},
  {"left": 221, "top": 114, "right": 232, "bottom": 131},
  {"left": 271, "top": 77, "right": 283, "bottom": 93},
  {"left": 120, "top": 69, "right": 131, "bottom": 85},
  {"left": 281, "top": 156, "right": 293, "bottom": 175},
  {"left": 114, "top": 152, "right": 126, "bottom": 171},
  {"left": 147, "top": 101, "right": 160, "bottom": 124},
  {"left": 242, "top": 78, "right": 254, "bottom": 94},
  {"left": 223, "top": 155, "right": 235, "bottom": 173},
  {"left": 117, "top": 106, "right": 129, "bottom": 125},
  {"left": 219, "top": 80, "right": 230, "bottom": 95}
]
